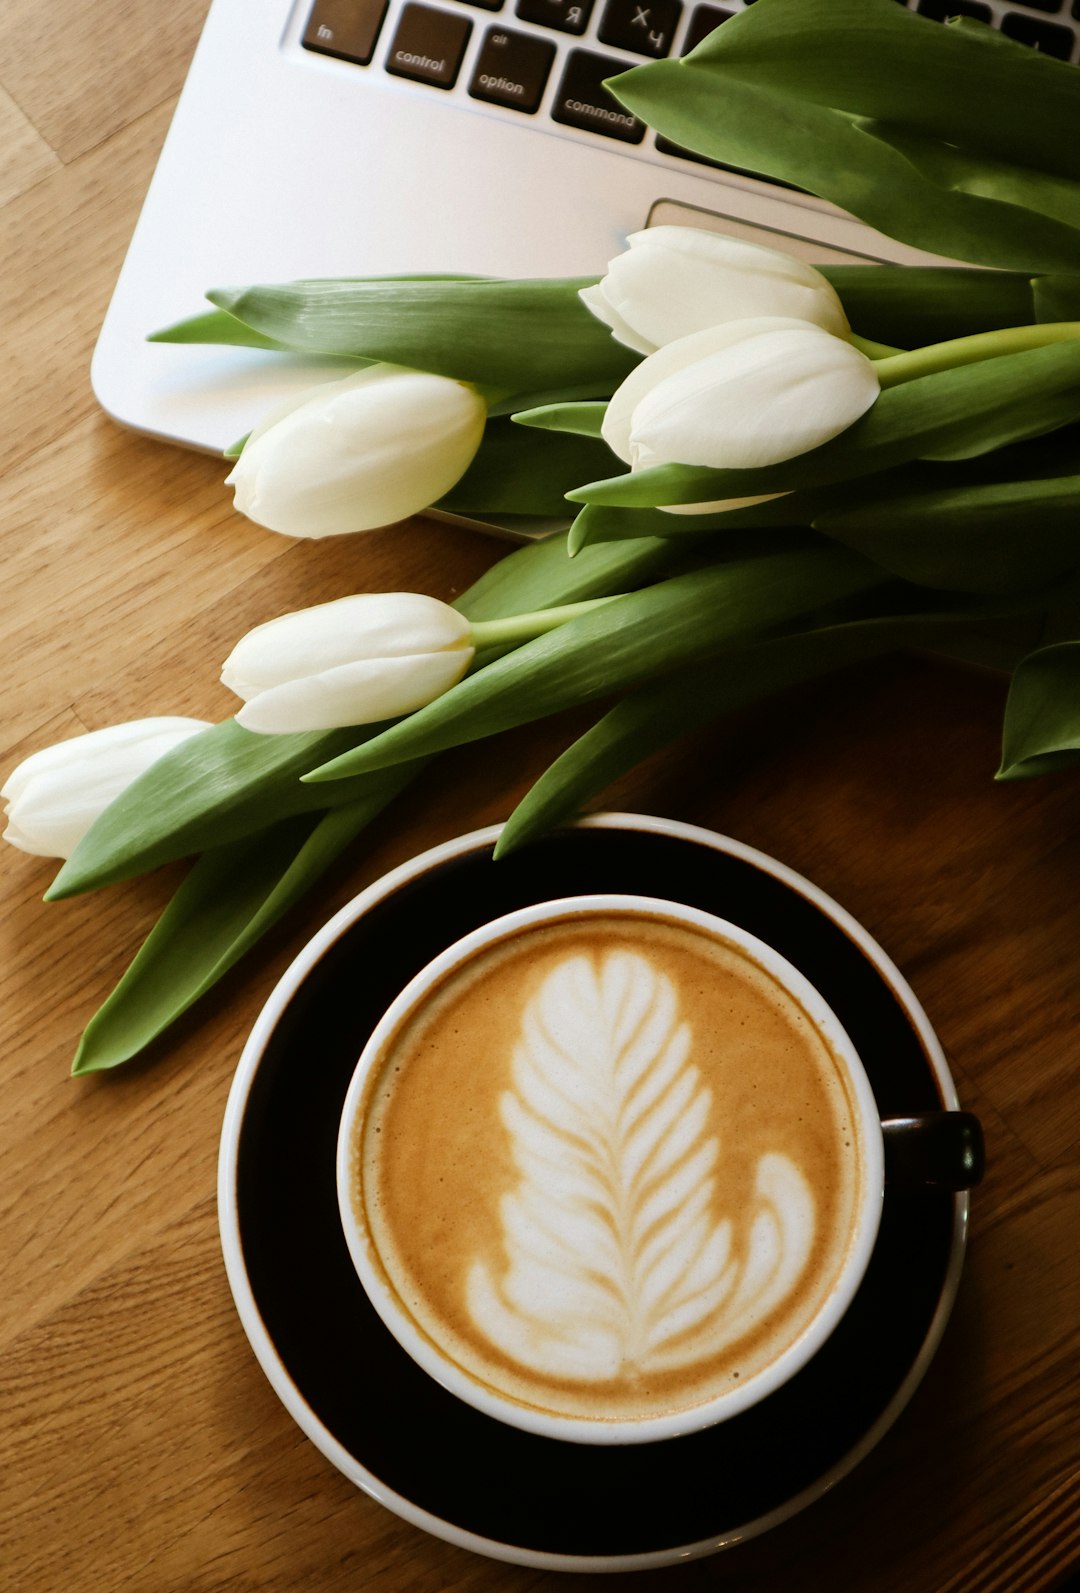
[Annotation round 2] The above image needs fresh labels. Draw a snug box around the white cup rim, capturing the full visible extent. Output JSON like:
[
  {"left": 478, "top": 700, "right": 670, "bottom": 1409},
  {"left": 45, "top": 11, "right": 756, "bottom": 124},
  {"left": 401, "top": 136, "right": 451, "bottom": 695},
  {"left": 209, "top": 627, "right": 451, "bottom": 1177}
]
[{"left": 337, "top": 892, "right": 886, "bottom": 1445}]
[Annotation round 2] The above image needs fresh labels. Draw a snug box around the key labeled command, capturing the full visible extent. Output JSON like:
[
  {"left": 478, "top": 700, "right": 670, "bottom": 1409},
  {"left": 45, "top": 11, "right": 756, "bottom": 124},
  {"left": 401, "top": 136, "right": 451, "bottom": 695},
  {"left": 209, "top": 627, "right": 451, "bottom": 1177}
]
[{"left": 551, "top": 49, "right": 645, "bottom": 141}]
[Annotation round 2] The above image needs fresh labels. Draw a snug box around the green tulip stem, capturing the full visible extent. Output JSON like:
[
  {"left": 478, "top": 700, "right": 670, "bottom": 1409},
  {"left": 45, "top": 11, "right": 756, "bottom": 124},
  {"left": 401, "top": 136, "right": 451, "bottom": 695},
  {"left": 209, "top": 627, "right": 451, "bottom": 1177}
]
[
  {"left": 874, "top": 321, "right": 1080, "bottom": 389},
  {"left": 848, "top": 334, "right": 904, "bottom": 360},
  {"left": 470, "top": 595, "right": 620, "bottom": 649}
]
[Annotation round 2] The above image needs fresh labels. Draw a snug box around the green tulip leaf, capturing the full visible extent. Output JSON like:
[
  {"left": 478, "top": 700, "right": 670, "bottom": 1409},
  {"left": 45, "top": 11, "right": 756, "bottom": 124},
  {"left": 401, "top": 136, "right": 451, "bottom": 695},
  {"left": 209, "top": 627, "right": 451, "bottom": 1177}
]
[
  {"left": 569, "top": 427, "right": 1080, "bottom": 552},
  {"left": 568, "top": 340, "right": 1080, "bottom": 508},
  {"left": 437, "top": 417, "right": 619, "bottom": 516},
  {"left": 495, "top": 610, "right": 979, "bottom": 856},
  {"left": 997, "top": 640, "right": 1080, "bottom": 780},
  {"left": 486, "top": 384, "right": 620, "bottom": 418},
  {"left": 67, "top": 780, "right": 414, "bottom": 1070},
  {"left": 1033, "top": 276, "right": 1080, "bottom": 324},
  {"left": 46, "top": 721, "right": 397, "bottom": 900},
  {"left": 609, "top": 0, "right": 1080, "bottom": 271},
  {"left": 444, "top": 517, "right": 679, "bottom": 620},
  {"left": 304, "top": 545, "right": 882, "bottom": 781},
  {"left": 147, "top": 308, "right": 295, "bottom": 351},
  {"left": 692, "top": 0, "right": 1080, "bottom": 180},
  {"left": 48, "top": 532, "right": 683, "bottom": 899},
  {"left": 816, "top": 475, "right": 1080, "bottom": 594},
  {"left": 149, "top": 274, "right": 494, "bottom": 343},
  {"left": 69, "top": 793, "right": 401, "bottom": 1074},
  {"left": 873, "top": 127, "right": 1080, "bottom": 234},
  {"left": 823, "top": 266, "right": 1035, "bottom": 349},
  {"left": 512, "top": 401, "right": 609, "bottom": 437},
  {"left": 566, "top": 499, "right": 781, "bottom": 553},
  {"left": 198, "top": 277, "right": 635, "bottom": 394}
]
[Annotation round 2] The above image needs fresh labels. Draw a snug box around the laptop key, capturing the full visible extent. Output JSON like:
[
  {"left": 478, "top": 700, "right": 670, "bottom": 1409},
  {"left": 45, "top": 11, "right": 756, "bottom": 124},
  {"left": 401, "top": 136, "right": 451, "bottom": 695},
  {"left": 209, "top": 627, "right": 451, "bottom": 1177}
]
[
  {"left": 915, "top": 0, "right": 991, "bottom": 18},
  {"left": 551, "top": 48, "right": 646, "bottom": 141},
  {"left": 598, "top": 0, "right": 682, "bottom": 57},
  {"left": 1001, "top": 10, "right": 1075, "bottom": 52},
  {"left": 385, "top": 3, "right": 473, "bottom": 85},
  {"left": 303, "top": 0, "right": 390, "bottom": 66},
  {"left": 469, "top": 25, "right": 555, "bottom": 110},
  {"left": 515, "top": 0, "right": 595, "bottom": 36},
  {"left": 682, "top": 4, "right": 733, "bottom": 52}
]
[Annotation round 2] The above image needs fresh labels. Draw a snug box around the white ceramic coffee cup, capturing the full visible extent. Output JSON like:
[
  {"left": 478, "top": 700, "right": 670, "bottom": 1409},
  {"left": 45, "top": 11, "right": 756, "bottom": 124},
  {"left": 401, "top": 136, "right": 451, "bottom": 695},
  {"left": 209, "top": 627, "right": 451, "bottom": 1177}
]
[{"left": 337, "top": 894, "right": 886, "bottom": 1445}]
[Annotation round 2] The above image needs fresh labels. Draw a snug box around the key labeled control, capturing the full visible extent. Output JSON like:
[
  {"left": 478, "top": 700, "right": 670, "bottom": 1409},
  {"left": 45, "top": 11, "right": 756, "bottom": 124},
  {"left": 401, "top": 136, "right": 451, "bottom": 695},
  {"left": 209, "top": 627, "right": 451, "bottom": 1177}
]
[
  {"left": 385, "top": 3, "right": 473, "bottom": 87},
  {"left": 469, "top": 27, "right": 556, "bottom": 112}
]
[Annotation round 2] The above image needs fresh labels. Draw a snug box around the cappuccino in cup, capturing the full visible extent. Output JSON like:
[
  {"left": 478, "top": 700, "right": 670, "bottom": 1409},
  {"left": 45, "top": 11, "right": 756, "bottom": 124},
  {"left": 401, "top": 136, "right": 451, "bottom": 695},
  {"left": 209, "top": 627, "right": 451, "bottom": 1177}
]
[{"left": 337, "top": 896, "right": 884, "bottom": 1443}]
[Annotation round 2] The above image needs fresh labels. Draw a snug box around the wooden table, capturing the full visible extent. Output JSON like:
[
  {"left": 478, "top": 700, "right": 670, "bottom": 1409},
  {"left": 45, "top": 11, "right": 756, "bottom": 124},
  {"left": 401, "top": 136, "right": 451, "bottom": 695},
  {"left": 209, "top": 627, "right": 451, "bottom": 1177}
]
[{"left": 2, "top": 4, "right": 1078, "bottom": 1588}]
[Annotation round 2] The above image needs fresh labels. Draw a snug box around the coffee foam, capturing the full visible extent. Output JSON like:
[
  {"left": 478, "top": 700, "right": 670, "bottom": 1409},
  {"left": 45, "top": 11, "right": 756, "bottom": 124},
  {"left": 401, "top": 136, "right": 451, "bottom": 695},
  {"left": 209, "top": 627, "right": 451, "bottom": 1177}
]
[{"left": 354, "top": 913, "right": 863, "bottom": 1424}]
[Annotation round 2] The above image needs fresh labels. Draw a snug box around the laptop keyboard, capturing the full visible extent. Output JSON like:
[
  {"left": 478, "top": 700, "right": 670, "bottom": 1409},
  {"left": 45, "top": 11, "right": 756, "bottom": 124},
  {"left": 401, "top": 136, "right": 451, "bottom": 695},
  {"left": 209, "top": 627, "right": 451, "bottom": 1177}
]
[{"left": 300, "top": 0, "right": 1079, "bottom": 168}]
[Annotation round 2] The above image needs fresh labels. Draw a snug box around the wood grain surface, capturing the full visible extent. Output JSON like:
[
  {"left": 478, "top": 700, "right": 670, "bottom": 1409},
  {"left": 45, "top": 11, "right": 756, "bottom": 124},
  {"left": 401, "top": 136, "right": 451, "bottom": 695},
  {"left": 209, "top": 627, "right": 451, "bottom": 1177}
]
[{"left": 1, "top": 4, "right": 1077, "bottom": 1589}]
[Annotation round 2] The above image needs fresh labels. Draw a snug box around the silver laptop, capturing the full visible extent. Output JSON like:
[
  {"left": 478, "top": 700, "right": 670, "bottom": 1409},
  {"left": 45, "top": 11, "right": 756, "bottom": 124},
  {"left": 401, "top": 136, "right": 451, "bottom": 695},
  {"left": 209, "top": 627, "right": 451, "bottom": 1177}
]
[{"left": 92, "top": 0, "right": 1080, "bottom": 462}]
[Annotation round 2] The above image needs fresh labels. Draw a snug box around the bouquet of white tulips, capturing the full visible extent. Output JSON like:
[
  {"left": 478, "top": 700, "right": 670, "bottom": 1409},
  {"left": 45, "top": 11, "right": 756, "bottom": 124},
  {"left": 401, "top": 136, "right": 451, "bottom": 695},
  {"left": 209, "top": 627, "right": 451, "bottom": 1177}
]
[{"left": 8, "top": 0, "right": 1080, "bottom": 1072}]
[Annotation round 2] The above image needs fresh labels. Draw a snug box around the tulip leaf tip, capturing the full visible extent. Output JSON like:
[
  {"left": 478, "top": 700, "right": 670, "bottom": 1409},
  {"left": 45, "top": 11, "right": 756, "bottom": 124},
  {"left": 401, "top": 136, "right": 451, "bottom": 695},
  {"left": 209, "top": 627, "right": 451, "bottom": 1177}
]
[
  {"left": 299, "top": 761, "right": 345, "bottom": 784},
  {"left": 70, "top": 1043, "right": 127, "bottom": 1076},
  {"left": 69, "top": 1035, "right": 107, "bottom": 1076},
  {"left": 566, "top": 523, "right": 588, "bottom": 558},
  {"left": 43, "top": 868, "right": 73, "bottom": 904},
  {"left": 205, "top": 286, "right": 242, "bottom": 311}
]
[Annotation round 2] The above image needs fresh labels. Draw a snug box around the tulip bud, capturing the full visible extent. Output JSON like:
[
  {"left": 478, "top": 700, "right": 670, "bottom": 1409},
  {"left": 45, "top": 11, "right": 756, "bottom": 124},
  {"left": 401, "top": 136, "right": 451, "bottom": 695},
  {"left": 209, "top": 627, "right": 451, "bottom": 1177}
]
[
  {"left": 225, "top": 365, "right": 487, "bottom": 538},
  {"left": 221, "top": 592, "right": 475, "bottom": 734},
  {"left": 602, "top": 318, "right": 880, "bottom": 474},
  {"left": 580, "top": 227, "right": 851, "bottom": 355},
  {"left": 2, "top": 718, "right": 211, "bottom": 859}
]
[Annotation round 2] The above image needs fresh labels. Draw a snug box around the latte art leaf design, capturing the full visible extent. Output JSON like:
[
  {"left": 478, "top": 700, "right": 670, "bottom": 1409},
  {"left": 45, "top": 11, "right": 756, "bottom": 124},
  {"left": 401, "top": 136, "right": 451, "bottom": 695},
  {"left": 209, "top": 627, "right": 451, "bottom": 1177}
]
[{"left": 466, "top": 950, "right": 817, "bottom": 1383}]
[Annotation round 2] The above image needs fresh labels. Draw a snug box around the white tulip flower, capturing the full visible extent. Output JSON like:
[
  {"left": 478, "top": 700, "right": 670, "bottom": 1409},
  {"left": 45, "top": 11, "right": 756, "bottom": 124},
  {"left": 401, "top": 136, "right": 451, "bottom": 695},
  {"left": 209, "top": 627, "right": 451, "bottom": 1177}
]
[
  {"left": 602, "top": 317, "right": 881, "bottom": 476},
  {"left": 2, "top": 718, "right": 211, "bottom": 859},
  {"left": 222, "top": 592, "right": 475, "bottom": 733},
  {"left": 580, "top": 227, "right": 851, "bottom": 355},
  {"left": 226, "top": 365, "right": 487, "bottom": 538}
]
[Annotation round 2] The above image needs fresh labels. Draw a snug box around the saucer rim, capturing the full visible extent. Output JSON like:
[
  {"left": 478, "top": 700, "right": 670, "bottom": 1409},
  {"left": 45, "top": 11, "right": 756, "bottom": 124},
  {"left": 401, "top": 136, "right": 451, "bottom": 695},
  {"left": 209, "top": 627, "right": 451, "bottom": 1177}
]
[{"left": 217, "top": 812, "right": 968, "bottom": 1573}]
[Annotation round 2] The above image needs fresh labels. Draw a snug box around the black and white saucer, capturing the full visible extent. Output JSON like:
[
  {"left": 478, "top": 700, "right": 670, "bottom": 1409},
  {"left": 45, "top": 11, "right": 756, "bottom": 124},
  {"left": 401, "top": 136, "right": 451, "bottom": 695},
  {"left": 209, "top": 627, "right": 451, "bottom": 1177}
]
[{"left": 217, "top": 813, "right": 968, "bottom": 1572}]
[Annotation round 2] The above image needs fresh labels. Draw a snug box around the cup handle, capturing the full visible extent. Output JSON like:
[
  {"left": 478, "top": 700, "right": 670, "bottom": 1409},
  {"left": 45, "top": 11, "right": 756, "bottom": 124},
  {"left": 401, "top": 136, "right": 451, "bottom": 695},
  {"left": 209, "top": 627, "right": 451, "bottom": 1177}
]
[{"left": 881, "top": 1112, "right": 985, "bottom": 1191}]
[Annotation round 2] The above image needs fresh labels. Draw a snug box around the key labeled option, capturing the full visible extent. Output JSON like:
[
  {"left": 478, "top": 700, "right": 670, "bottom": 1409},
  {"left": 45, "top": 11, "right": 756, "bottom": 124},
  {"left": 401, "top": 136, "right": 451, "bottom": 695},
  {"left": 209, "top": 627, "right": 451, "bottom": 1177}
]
[
  {"left": 551, "top": 49, "right": 646, "bottom": 142},
  {"left": 385, "top": 3, "right": 473, "bottom": 87},
  {"left": 598, "top": 0, "right": 681, "bottom": 58},
  {"left": 469, "top": 26, "right": 556, "bottom": 111}
]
